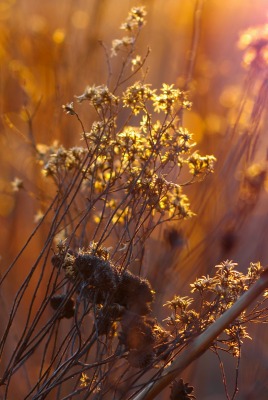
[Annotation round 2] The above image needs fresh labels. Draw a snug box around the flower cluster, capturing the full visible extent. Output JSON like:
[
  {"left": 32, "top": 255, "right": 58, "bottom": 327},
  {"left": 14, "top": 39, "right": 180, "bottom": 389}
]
[
  {"left": 187, "top": 152, "right": 216, "bottom": 177},
  {"left": 111, "top": 6, "right": 146, "bottom": 57},
  {"left": 165, "top": 261, "right": 264, "bottom": 356},
  {"left": 37, "top": 142, "right": 87, "bottom": 177},
  {"left": 39, "top": 76, "right": 215, "bottom": 259},
  {"left": 4, "top": 5, "right": 268, "bottom": 400},
  {"left": 122, "top": 82, "right": 193, "bottom": 115},
  {"left": 51, "top": 240, "right": 171, "bottom": 368},
  {"left": 122, "top": 82, "right": 155, "bottom": 114},
  {"left": 38, "top": 4, "right": 215, "bottom": 253},
  {"left": 51, "top": 242, "right": 120, "bottom": 295},
  {"left": 120, "top": 6, "right": 147, "bottom": 31},
  {"left": 75, "top": 84, "right": 119, "bottom": 111},
  {"left": 39, "top": 6, "right": 217, "bottom": 383},
  {"left": 153, "top": 84, "right": 192, "bottom": 113},
  {"left": 170, "top": 379, "right": 196, "bottom": 400}
]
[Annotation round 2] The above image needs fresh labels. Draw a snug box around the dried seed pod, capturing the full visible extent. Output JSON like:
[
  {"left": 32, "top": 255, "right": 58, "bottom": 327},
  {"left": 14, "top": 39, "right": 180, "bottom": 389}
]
[
  {"left": 170, "top": 379, "right": 196, "bottom": 400},
  {"left": 106, "top": 303, "right": 125, "bottom": 319},
  {"left": 115, "top": 271, "right": 154, "bottom": 315},
  {"left": 50, "top": 294, "right": 65, "bottom": 310},
  {"left": 75, "top": 253, "right": 119, "bottom": 291},
  {"left": 127, "top": 348, "right": 154, "bottom": 368},
  {"left": 93, "top": 261, "right": 119, "bottom": 291},
  {"left": 95, "top": 312, "right": 113, "bottom": 336},
  {"left": 75, "top": 253, "right": 96, "bottom": 278},
  {"left": 51, "top": 253, "right": 64, "bottom": 269},
  {"left": 50, "top": 294, "right": 75, "bottom": 319},
  {"left": 121, "top": 311, "right": 155, "bottom": 350}
]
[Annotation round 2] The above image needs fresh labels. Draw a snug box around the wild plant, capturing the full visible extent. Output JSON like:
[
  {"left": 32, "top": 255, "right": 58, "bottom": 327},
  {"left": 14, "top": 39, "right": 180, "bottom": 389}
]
[{"left": 1, "top": 5, "right": 268, "bottom": 400}]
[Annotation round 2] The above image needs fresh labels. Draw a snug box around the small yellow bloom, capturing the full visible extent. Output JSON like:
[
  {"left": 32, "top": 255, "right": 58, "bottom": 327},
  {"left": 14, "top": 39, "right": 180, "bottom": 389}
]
[
  {"left": 80, "top": 372, "right": 90, "bottom": 387},
  {"left": 11, "top": 177, "right": 24, "bottom": 192}
]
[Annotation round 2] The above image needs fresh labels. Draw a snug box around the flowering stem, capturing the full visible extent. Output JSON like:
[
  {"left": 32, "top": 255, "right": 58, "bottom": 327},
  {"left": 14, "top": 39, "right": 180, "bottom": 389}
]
[{"left": 132, "top": 268, "right": 268, "bottom": 400}]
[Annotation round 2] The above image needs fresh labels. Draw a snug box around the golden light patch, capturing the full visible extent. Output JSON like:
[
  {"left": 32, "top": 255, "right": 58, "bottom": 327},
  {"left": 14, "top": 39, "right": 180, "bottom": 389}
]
[
  {"left": 52, "top": 29, "right": 65, "bottom": 44},
  {"left": 183, "top": 111, "right": 205, "bottom": 142},
  {"left": 0, "top": 194, "right": 15, "bottom": 216},
  {"left": 71, "top": 10, "right": 89, "bottom": 29}
]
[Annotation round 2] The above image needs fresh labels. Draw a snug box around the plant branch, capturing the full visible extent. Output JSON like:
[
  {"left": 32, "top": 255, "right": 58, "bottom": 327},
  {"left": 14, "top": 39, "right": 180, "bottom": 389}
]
[{"left": 132, "top": 268, "right": 268, "bottom": 400}]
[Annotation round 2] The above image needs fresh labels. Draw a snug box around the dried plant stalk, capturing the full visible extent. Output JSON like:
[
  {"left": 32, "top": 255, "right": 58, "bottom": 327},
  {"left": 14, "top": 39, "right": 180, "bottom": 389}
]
[{"left": 133, "top": 268, "right": 268, "bottom": 400}]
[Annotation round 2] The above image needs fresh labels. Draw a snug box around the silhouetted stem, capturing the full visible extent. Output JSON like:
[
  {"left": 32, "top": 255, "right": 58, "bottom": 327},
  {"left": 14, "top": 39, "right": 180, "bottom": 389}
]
[{"left": 132, "top": 269, "right": 268, "bottom": 400}]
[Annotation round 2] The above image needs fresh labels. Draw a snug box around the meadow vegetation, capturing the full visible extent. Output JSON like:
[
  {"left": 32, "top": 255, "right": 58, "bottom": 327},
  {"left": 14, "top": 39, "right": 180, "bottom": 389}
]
[{"left": 1, "top": 1, "right": 268, "bottom": 399}]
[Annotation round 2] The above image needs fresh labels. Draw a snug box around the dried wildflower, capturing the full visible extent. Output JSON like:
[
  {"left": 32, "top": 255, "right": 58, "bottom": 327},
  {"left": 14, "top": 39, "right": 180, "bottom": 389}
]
[
  {"left": 187, "top": 152, "right": 216, "bottom": 177},
  {"left": 80, "top": 372, "right": 90, "bottom": 388},
  {"left": 109, "top": 5, "right": 147, "bottom": 60},
  {"left": 247, "top": 262, "right": 263, "bottom": 281},
  {"left": 190, "top": 275, "right": 214, "bottom": 294},
  {"left": 166, "top": 259, "right": 265, "bottom": 360},
  {"left": 0, "top": 5, "right": 241, "bottom": 400},
  {"left": 170, "top": 379, "right": 196, "bottom": 400},
  {"left": 111, "top": 36, "right": 135, "bottom": 56},
  {"left": 182, "top": 99, "right": 192, "bottom": 110},
  {"left": 75, "top": 253, "right": 99, "bottom": 277},
  {"left": 62, "top": 102, "right": 76, "bottom": 115},
  {"left": 220, "top": 321, "right": 251, "bottom": 357},
  {"left": 51, "top": 248, "right": 77, "bottom": 280},
  {"left": 164, "top": 296, "right": 200, "bottom": 338},
  {"left": 177, "top": 309, "right": 199, "bottom": 326},
  {"left": 40, "top": 144, "right": 87, "bottom": 177},
  {"left": 56, "top": 238, "right": 67, "bottom": 253},
  {"left": 11, "top": 177, "right": 24, "bottom": 192},
  {"left": 61, "top": 253, "right": 76, "bottom": 279},
  {"left": 153, "top": 324, "right": 170, "bottom": 358},
  {"left": 168, "top": 186, "right": 194, "bottom": 218},
  {"left": 131, "top": 54, "right": 142, "bottom": 71},
  {"left": 115, "top": 271, "right": 154, "bottom": 315},
  {"left": 153, "top": 84, "right": 182, "bottom": 114},
  {"left": 88, "top": 241, "right": 112, "bottom": 260},
  {"left": 122, "top": 82, "right": 155, "bottom": 114},
  {"left": 75, "top": 85, "right": 119, "bottom": 109},
  {"left": 126, "top": 6, "right": 147, "bottom": 29},
  {"left": 164, "top": 296, "right": 193, "bottom": 311}
]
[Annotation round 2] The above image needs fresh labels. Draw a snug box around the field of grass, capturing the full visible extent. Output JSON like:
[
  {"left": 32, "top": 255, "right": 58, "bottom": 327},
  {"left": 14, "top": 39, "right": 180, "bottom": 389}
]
[{"left": 1, "top": 1, "right": 268, "bottom": 399}]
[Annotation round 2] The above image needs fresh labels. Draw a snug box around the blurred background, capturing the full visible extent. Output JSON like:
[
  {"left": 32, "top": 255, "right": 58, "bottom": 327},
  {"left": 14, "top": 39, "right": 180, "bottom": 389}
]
[{"left": 1, "top": 0, "right": 268, "bottom": 398}]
